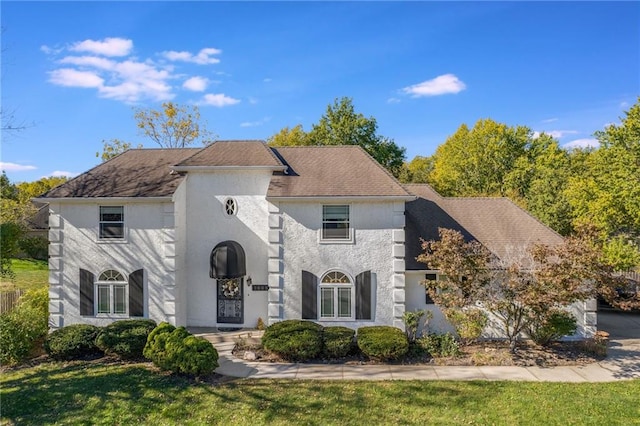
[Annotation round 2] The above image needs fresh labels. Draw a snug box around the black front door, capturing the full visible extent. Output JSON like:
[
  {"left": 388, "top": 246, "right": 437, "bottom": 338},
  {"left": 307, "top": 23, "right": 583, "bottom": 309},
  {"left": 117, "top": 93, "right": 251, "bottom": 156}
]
[{"left": 217, "top": 278, "right": 244, "bottom": 324}]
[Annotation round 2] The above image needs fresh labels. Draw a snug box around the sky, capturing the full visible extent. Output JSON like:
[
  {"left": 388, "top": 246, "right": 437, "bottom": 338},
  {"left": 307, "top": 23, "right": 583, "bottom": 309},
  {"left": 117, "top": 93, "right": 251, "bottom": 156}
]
[{"left": 1, "top": 1, "right": 638, "bottom": 183}]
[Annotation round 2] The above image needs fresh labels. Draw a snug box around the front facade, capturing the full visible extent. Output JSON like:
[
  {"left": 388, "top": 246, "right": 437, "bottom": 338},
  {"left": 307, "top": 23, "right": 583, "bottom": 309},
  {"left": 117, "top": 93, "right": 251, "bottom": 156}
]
[{"left": 40, "top": 140, "right": 596, "bottom": 338}]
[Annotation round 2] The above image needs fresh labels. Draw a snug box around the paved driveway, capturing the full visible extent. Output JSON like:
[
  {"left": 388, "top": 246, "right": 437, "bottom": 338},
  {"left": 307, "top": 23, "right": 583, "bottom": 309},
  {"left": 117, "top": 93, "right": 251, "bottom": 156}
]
[{"left": 598, "top": 311, "right": 640, "bottom": 340}]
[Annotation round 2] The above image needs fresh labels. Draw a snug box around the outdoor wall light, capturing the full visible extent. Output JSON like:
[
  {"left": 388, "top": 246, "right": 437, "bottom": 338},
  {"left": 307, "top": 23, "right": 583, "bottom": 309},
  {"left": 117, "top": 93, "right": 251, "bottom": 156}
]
[{"left": 246, "top": 276, "right": 252, "bottom": 286}]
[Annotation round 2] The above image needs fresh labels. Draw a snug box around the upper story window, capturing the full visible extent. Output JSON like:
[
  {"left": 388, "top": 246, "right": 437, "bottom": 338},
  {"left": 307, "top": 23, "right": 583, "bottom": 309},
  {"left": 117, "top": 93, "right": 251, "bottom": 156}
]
[
  {"left": 224, "top": 198, "right": 237, "bottom": 216},
  {"left": 322, "top": 205, "right": 350, "bottom": 240},
  {"left": 320, "top": 271, "right": 354, "bottom": 320},
  {"left": 99, "top": 206, "right": 124, "bottom": 239}
]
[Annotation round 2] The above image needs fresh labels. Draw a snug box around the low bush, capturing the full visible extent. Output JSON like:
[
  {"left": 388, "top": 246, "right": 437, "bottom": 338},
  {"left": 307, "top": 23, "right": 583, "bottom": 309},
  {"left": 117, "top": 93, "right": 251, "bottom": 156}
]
[
  {"left": 322, "top": 326, "right": 355, "bottom": 358},
  {"left": 95, "top": 319, "right": 157, "bottom": 359},
  {"left": 44, "top": 324, "right": 102, "bottom": 360},
  {"left": 527, "top": 310, "right": 577, "bottom": 347},
  {"left": 445, "top": 308, "right": 487, "bottom": 345},
  {"left": 144, "top": 324, "right": 218, "bottom": 376},
  {"left": 403, "top": 309, "right": 433, "bottom": 343},
  {"left": 262, "top": 320, "right": 323, "bottom": 361},
  {"left": 419, "top": 333, "right": 460, "bottom": 358},
  {"left": 0, "top": 287, "right": 49, "bottom": 365},
  {"left": 356, "top": 326, "right": 408, "bottom": 361},
  {"left": 143, "top": 322, "right": 176, "bottom": 366}
]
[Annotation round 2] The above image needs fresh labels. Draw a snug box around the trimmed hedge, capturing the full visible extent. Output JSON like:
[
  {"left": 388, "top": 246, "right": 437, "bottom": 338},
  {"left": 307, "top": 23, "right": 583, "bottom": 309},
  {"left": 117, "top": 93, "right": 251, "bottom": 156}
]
[
  {"left": 262, "top": 320, "right": 323, "bottom": 361},
  {"left": 322, "top": 326, "right": 355, "bottom": 358},
  {"left": 44, "top": 324, "right": 102, "bottom": 360},
  {"left": 144, "top": 324, "right": 218, "bottom": 376},
  {"left": 96, "top": 319, "right": 157, "bottom": 359},
  {"left": 0, "top": 288, "right": 49, "bottom": 365},
  {"left": 357, "top": 326, "right": 409, "bottom": 361}
]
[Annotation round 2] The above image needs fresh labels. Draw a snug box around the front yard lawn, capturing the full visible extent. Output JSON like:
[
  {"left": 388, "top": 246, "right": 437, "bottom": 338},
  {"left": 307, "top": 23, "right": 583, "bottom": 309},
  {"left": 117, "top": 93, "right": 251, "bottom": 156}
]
[
  {"left": 0, "top": 258, "right": 48, "bottom": 291},
  {"left": 2, "top": 361, "right": 639, "bottom": 425}
]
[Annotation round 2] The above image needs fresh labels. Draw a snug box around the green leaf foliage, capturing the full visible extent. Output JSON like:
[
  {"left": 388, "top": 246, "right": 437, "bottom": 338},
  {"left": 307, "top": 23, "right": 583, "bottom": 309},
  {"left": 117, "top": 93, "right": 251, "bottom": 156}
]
[
  {"left": 356, "top": 326, "right": 408, "bottom": 361},
  {"left": 262, "top": 320, "right": 323, "bottom": 361},
  {"left": 95, "top": 319, "right": 157, "bottom": 359},
  {"left": 322, "top": 326, "right": 355, "bottom": 358},
  {"left": 44, "top": 324, "right": 103, "bottom": 360}
]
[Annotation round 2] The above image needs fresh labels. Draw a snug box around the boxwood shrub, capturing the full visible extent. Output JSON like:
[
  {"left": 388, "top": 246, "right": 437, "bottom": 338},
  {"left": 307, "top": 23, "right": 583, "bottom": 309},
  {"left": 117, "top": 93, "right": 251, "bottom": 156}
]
[
  {"left": 95, "top": 319, "right": 157, "bottom": 359},
  {"left": 322, "top": 326, "right": 355, "bottom": 358},
  {"left": 356, "top": 326, "right": 409, "bottom": 361},
  {"left": 144, "top": 324, "right": 218, "bottom": 376},
  {"left": 262, "top": 320, "right": 323, "bottom": 361},
  {"left": 44, "top": 324, "right": 102, "bottom": 360}
]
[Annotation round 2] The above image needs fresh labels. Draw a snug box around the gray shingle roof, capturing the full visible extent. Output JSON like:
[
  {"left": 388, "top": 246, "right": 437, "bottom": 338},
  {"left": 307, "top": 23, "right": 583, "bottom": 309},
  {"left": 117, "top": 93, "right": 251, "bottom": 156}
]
[
  {"left": 404, "top": 184, "right": 563, "bottom": 269},
  {"left": 176, "top": 140, "right": 283, "bottom": 168},
  {"left": 267, "top": 146, "right": 411, "bottom": 198},
  {"left": 41, "top": 148, "right": 197, "bottom": 198}
]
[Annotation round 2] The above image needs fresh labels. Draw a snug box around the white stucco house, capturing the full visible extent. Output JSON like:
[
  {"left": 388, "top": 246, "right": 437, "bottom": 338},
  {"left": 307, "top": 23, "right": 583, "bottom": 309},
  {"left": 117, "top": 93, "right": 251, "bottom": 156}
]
[{"left": 37, "top": 140, "right": 597, "bottom": 337}]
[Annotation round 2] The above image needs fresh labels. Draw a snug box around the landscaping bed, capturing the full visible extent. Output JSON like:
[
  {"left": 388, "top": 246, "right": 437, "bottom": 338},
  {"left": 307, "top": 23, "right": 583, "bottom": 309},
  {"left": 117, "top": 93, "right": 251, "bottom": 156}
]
[{"left": 232, "top": 337, "right": 606, "bottom": 367}]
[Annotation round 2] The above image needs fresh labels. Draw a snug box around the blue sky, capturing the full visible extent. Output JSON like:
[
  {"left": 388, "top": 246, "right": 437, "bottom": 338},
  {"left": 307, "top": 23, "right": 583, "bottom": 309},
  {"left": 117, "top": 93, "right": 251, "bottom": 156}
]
[{"left": 1, "top": 1, "right": 638, "bottom": 183}]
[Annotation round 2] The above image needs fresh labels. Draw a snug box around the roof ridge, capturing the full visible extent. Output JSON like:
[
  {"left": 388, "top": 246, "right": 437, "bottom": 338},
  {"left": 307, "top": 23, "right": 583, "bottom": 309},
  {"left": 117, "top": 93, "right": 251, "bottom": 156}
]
[{"left": 349, "top": 145, "right": 412, "bottom": 197}]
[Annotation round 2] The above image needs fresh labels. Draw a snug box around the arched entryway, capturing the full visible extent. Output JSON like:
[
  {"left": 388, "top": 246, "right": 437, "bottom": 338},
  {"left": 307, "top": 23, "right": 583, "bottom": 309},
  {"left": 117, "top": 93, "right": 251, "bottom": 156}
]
[{"left": 210, "top": 240, "right": 246, "bottom": 324}]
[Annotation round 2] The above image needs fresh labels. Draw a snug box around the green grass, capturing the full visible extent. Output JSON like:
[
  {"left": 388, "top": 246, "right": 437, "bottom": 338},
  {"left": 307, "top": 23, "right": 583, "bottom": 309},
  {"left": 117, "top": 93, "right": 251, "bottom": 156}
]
[
  {"left": 2, "top": 362, "right": 639, "bottom": 425},
  {"left": 0, "top": 258, "right": 48, "bottom": 291}
]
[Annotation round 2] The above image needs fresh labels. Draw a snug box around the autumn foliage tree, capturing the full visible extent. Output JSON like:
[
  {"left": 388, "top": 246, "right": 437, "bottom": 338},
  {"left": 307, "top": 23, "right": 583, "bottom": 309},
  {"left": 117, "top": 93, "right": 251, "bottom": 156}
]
[
  {"left": 419, "top": 227, "right": 638, "bottom": 351},
  {"left": 134, "top": 102, "right": 215, "bottom": 148}
]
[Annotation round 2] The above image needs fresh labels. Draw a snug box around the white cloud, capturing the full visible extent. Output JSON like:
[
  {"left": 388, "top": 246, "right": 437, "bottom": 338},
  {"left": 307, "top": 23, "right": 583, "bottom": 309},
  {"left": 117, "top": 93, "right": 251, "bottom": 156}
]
[
  {"left": 162, "top": 47, "right": 222, "bottom": 65},
  {"left": 541, "top": 118, "right": 558, "bottom": 123},
  {"left": 263, "top": 78, "right": 272, "bottom": 83},
  {"left": 563, "top": 138, "right": 600, "bottom": 149},
  {"left": 59, "top": 55, "right": 116, "bottom": 70},
  {"left": 402, "top": 74, "right": 466, "bottom": 97},
  {"left": 40, "top": 45, "right": 63, "bottom": 55},
  {"left": 183, "top": 76, "right": 209, "bottom": 92},
  {"left": 200, "top": 93, "right": 240, "bottom": 107},
  {"left": 48, "top": 68, "right": 104, "bottom": 88},
  {"left": 240, "top": 117, "right": 271, "bottom": 127},
  {"left": 533, "top": 129, "right": 579, "bottom": 139},
  {"left": 44, "top": 170, "right": 79, "bottom": 178},
  {"left": 70, "top": 37, "right": 133, "bottom": 57},
  {"left": 387, "top": 97, "right": 401, "bottom": 104},
  {"left": 0, "top": 162, "right": 37, "bottom": 172},
  {"left": 248, "top": 97, "right": 258, "bottom": 105}
]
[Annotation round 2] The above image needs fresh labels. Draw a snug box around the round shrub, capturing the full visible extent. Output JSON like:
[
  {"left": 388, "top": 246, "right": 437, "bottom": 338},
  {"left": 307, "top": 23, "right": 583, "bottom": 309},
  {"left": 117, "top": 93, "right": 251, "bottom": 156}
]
[
  {"left": 96, "top": 319, "right": 157, "bottom": 359},
  {"left": 527, "top": 310, "right": 577, "bottom": 347},
  {"left": 44, "top": 324, "right": 102, "bottom": 360},
  {"left": 322, "top": 326, "right": 355, "bottom": 358},
  {"left": 145, "top": 325, "right": 218, "bottom": 376},
  {"left": 262, "top": 320, "right": 323, "bottom": 361},
  {"left": 418, "top": 333, "right": 460, "bottom": 358},
  {"left": 356, "top": 326, "right": 409, "bottom": 361},
  {"left": 143, "top": 322, "right": 176, "bottom": 365}
]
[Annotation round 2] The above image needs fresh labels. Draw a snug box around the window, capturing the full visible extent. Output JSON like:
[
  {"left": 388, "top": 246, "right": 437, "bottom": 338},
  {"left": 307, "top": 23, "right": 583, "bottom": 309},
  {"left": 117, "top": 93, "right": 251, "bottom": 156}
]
[
  {"left": 424, "top": 272, "right": 447, "bottom": 304},
  {"left": 322, "top": 205, "right": 350, "bottom": 240},
  {"left": 96, "top": 270, "right": 127, "bottom": 315},
  {"left": 224, "top": 198, "right": 237, "bottom": 216},
  {"left": 99, "top": 206, "right": 124, "bottom": 239},
  {"left": 319, "top": 271, "right": 354, "bottom": 319}
]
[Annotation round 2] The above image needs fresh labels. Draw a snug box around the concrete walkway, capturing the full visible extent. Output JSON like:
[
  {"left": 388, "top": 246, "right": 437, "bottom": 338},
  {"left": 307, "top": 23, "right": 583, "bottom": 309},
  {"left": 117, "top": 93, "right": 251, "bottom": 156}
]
[{"left": 191, "top": 327, "right": 640, "bottom": 383}]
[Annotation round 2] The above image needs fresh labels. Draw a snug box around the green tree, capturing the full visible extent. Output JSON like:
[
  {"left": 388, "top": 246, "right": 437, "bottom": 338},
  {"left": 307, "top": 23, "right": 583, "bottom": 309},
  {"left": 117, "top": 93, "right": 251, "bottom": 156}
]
[
  {"left": 0, "top": 172, "right": 18, "bottom": 200},
  {"left": 267, "top": 125, "right": 310, "bottom": 147},
  {"left": 16, "top": 176, "right": 68, "bottom": 204},
  {"left": 398, "top": 155, "right": 434, "bottom": 184},
  {"left": 269, "top": 97, "right": 406, "bottom": 177},
  {"left": 429, "top": 119, "right": 531, "bottom": 196},
  {"left": 134, "top": 102, "right": 215, "bottom": 148},
  {"left": 565, "top": 98, "right": 640, "bottom": 268},
  {"left": 96, "top": 138, "right": 143, "bottom": 162}
]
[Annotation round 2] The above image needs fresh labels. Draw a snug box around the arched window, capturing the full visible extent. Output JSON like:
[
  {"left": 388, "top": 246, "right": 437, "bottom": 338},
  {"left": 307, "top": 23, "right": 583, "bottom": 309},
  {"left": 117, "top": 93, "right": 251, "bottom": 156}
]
[
  {"left": 96, "top": 269, "right": 127, "bottom": 315},
  {"left": 319, "top": 271, "right": 354, "bottom": 319}
]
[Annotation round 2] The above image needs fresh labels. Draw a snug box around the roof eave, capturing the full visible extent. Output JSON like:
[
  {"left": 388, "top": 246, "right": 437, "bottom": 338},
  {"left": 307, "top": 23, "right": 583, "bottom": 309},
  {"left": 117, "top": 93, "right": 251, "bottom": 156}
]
[
  {"left": 172, "top": 165, "right": 287, "bottom": 172},
  {"left": 266, "top": 195, "right": 416, "bottom": 202},
  {"left": 33, "top": 196, "right": 174, "bottom": 204}
]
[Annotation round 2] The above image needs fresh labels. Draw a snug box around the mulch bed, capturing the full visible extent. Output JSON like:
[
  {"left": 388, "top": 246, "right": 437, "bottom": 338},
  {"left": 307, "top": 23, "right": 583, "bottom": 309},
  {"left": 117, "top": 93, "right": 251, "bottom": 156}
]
[{"left": 232, "top": 339, "right": 607, "bottom": 367}]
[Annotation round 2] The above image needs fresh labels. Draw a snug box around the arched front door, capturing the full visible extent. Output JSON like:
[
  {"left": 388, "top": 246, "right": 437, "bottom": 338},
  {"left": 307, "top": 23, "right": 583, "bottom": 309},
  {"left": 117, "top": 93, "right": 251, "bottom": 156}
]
[{"left": 210, "top": 241, "right": 245, "bottom": 324}]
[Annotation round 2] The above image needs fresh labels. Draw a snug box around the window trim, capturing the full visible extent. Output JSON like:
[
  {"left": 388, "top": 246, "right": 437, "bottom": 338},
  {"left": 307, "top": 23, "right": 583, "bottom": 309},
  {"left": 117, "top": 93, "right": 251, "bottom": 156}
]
[
  {"left": 222, "top": 197, "right": 238, "bottom": 218},
  {"left": 320, "top": 204, "right": 353, "bottom": 244},
  {"left": 98, "top": 205, "right": 127, "bottom": 242},
  {"left": 318, "top": 270, "right": 355, "bottom": 321},
  {"left": 95, "top": 269, "right": 128, "bottom": 317}
]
